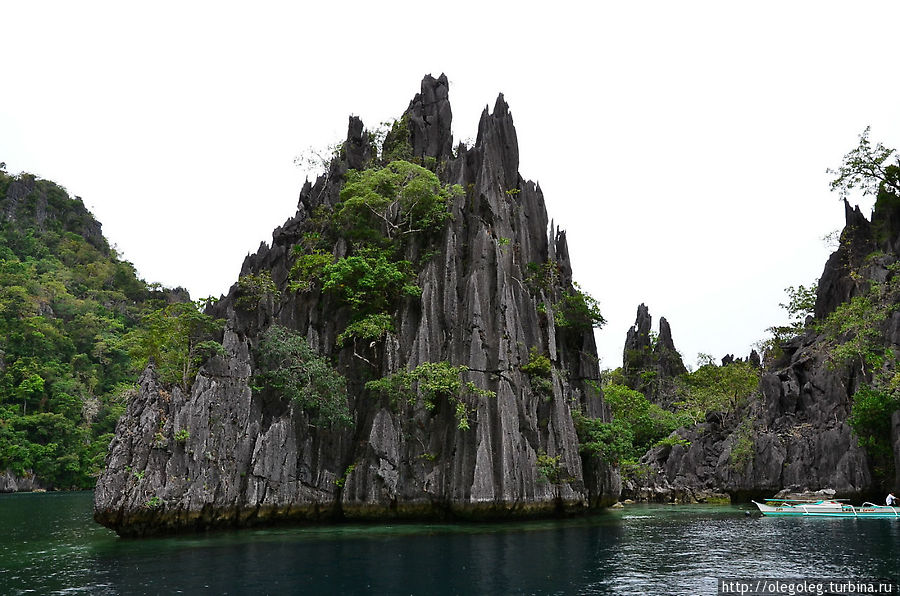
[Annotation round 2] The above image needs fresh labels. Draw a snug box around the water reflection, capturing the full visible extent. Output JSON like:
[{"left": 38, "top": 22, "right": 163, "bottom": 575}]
[
  {"left": 99, "top": 517, "right": 626, "bottom": 594},
  {"left": 1, "top": 493, "right": 897, "bottom": 595}
]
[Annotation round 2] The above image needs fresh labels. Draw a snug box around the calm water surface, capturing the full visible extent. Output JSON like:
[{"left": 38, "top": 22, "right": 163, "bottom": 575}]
[{"left": 1, "top": 492, "right": 898, "bottom": 594}]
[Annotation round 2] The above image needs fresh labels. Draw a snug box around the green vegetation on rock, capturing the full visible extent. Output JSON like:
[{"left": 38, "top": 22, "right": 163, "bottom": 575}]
[
  {"left": 235, "top": 271, "right": 277, "bottom": 310},
  {"left": 848, "top": 385, "right": 900, "bottom": 465},
  {"left": 535, "top": 450, "right": 571, "bottom": 498},
  {"left": 125, "top": 301, "right": 224, "bottom": 391},
  {"left": 553, "top": 284, "right": 606, "bottom": 330},
  {"left": 572, "top": 412, "right": 634, "bottom": 466},
  {"left": 321, "top": 248, "right": 420, "bottom": 315},
  {"left": 815, "top": 264, "right": 900, "bottom": 476},
  {"left": 728, "top": 419, "right": 755, "bottom": 471},
  {"left": 827, "top": 126, "right": 900, "bottom": 201},
  {"left": 822, "top": 132, "right": 900, "bottom": 479},
  {"left": 287, "top": 132, "right": 487, "bottom": 426},
  {"left": 762, "top": 282, "right": 818, "bottom": 353},
  {"left": 252, "top": 325, "right": 351, "bottom": 427},
  {"left": 526, "top": 262, "right": 605, "bottom": 333},
  {"left": 521, "top": 347, "right": 553, "bottom": 400},
  {"left": 336, "top": 160, "right": 457, "bottom": 244},
  {"left": 288, "top": 249, "right": 331, "bottom": 292},
  {"left": 674, "top": 361, "right": 760, "bottom": 425},
  {"left": 336, "top": 313, "right": 395, "bottom": 347},
  {"left": 365, "top": 361, "right": 494, "bottom": 430},
  {"left": 575, "top": 360, "right": 758, "bottom": 470},
  {"left": 574, "top": 383, "right": 686, "bottom": 466},
  {"left": 815, "top": 265, "right": 899, "bottom": 372},
  {"left": 380, "top": 115, "right": 414, "bottom": 164},
  {"left": 289, "top": 157, "right": 460, "bottom": 349}
]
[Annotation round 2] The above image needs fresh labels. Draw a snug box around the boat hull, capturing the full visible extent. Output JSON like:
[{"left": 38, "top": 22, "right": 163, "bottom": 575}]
[{"left": 753, "top": 500, "right": 900, "bottom": 518}]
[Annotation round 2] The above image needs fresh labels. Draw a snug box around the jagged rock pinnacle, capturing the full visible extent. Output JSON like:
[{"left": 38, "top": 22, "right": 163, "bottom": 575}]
[
  {"left": 814, "top": 199, "right": 876, "bottom": 319},
  {"left": 622, "top": 304, "right": 685, "bottom": 406},
  {"left": 406, "top": 73, "right": 453, "bottom": 162},
  {"left": 475, "top": 93, "right": 519, "bottom": 190}
]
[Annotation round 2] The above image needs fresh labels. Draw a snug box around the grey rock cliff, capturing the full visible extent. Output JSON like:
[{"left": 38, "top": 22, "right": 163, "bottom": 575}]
[
  {"left": 634, "top": 197, "right": 900, "bottom": 502},
  {"left": 633, "top": 335, "right": 872, "bottom": 502},
  {"left": 94, "top": 75, "right": 618, "bottom": 535},
  {"left": 0, "top": 470, "right": 49, "bottom": 493},
  {"left": 814, "top": 200, "right": 876, "bottom": 320},
  {"left": 407, "top": 73, "right": 453, "bottom": 163}
]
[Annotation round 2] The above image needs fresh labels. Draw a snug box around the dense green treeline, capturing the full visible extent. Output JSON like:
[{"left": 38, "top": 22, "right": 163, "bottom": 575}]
[
  {"left": 0, "top": 170, "right": 219, "bottom": 488},
  {"left": 574, "top": 362, "right": 759, "bottom": 473}
]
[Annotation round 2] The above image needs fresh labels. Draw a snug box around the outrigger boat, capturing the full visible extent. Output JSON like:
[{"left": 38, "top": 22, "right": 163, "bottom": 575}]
[{"left": 752, "top": 499, "right": 900, "bottom": 518}]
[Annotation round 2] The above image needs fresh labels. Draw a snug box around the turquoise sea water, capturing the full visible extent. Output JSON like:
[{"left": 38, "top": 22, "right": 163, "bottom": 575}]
[{"left": 1, "top": 492, "right": 898, "bottom": 594}]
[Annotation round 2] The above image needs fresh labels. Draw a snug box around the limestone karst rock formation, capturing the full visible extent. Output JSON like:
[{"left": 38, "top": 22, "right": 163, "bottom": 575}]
[
  {"left": 633, "top": 197, "right": 900, "bottom": 502},
  {"left": 622, "top": 303, "right": 687, "bottom": 407},
  {"left": 93, "top": 74, "right": 619, "bottom": 536}
]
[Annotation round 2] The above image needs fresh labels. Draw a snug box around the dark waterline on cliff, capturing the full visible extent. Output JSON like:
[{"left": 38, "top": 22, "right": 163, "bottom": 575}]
[{"left": 2, "top": 492, "right": 899, "bottom": 594}]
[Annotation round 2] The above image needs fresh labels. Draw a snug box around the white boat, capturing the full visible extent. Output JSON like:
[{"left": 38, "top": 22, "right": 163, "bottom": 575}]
[{"left": 752, "top": 499, "right": 900, "bottom": 518}]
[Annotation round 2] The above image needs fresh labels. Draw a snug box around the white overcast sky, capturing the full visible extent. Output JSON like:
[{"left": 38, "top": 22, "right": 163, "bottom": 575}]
[{"left": 2, "top": 1, "right": 899, "bottom": 369}]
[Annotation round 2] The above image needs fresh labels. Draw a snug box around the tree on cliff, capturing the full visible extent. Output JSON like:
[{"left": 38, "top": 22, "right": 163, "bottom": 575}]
[
  {"left": 126, "top": 301, "right": 224, "bottom": 392},
  {"left": 828, "top": 126, "right": 900, "bottom": 201}
]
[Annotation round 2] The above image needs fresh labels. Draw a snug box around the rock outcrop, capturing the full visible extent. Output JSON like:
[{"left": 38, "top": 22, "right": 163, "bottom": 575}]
[
  {"left": 2, "top": 174, "right": 107, "bottom": 253},
  {"left": 94, "top": 75, "right": 618, "bottom": 536},
  {"left": 814, "top": 201, "right": 877, "bottom": 320},
  {"left": 0, "top": 471, "right": 49, "bottom": 493},
  {"left": 634, "top": 196, "right": 900, "bottom": 502},
  {"left": 622, "top": 304, "right": 686, "bottom": 406}
]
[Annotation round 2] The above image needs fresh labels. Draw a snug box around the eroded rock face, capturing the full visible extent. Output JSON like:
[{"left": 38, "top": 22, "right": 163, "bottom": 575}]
[
  {"left": 633, "top": 335, "right": 872, "bottom": 501},
  {"left": 815, "top": 201, "right": 876, "bottom": 320},
  {"left": 0, "top": 471, "right": 48, "bottom": 493},
  {"left": 632, "top": 199, "right": 900, "bottom": 502},
  {"left": 94, "top": 75, "right": 618, "bottom": 536}
]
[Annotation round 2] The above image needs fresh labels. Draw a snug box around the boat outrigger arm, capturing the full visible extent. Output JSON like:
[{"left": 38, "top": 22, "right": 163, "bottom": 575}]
[{"left": 752, "top": 499, "right": 900, "bottom": 518}]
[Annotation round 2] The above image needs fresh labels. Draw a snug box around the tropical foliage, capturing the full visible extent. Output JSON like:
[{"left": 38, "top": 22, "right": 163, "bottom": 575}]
[
  {"left": 335, "top": 160, "right": 456, "bottom": 244},
  {"left": 235, "top": 271, "right": 277, "bottom": 310},
  {"left": 674, "top": 361, "right": 760, "bottom": 425},
  {"left": 521, "top": 347, "right": 553, "bottom": 399},
  {"left": 0, "top": 172, "right": 219, "bottom": 488},
  {"left": 814, "top": 262, "right": 900, "bottom": 476},
  {"left": 574, "top": 383, "right": 688, "bottom": 466},
  {"left": 288, "top": 158, "right": 459, "bottom": 346},
  {"left": 252, "top": 325, "right": 351, "bottom": 427},
  {"left": 575, "top": 359, "right": 759, "bottom": 468},
  {"left": 827, "top": 126, "right": 900, "bottom": 201},
  {"left": 365, "top": 361, "right": 494, "bottom": 430},
  {"left": 125, "top": 301, "right": 223, "bottom": 391}
]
